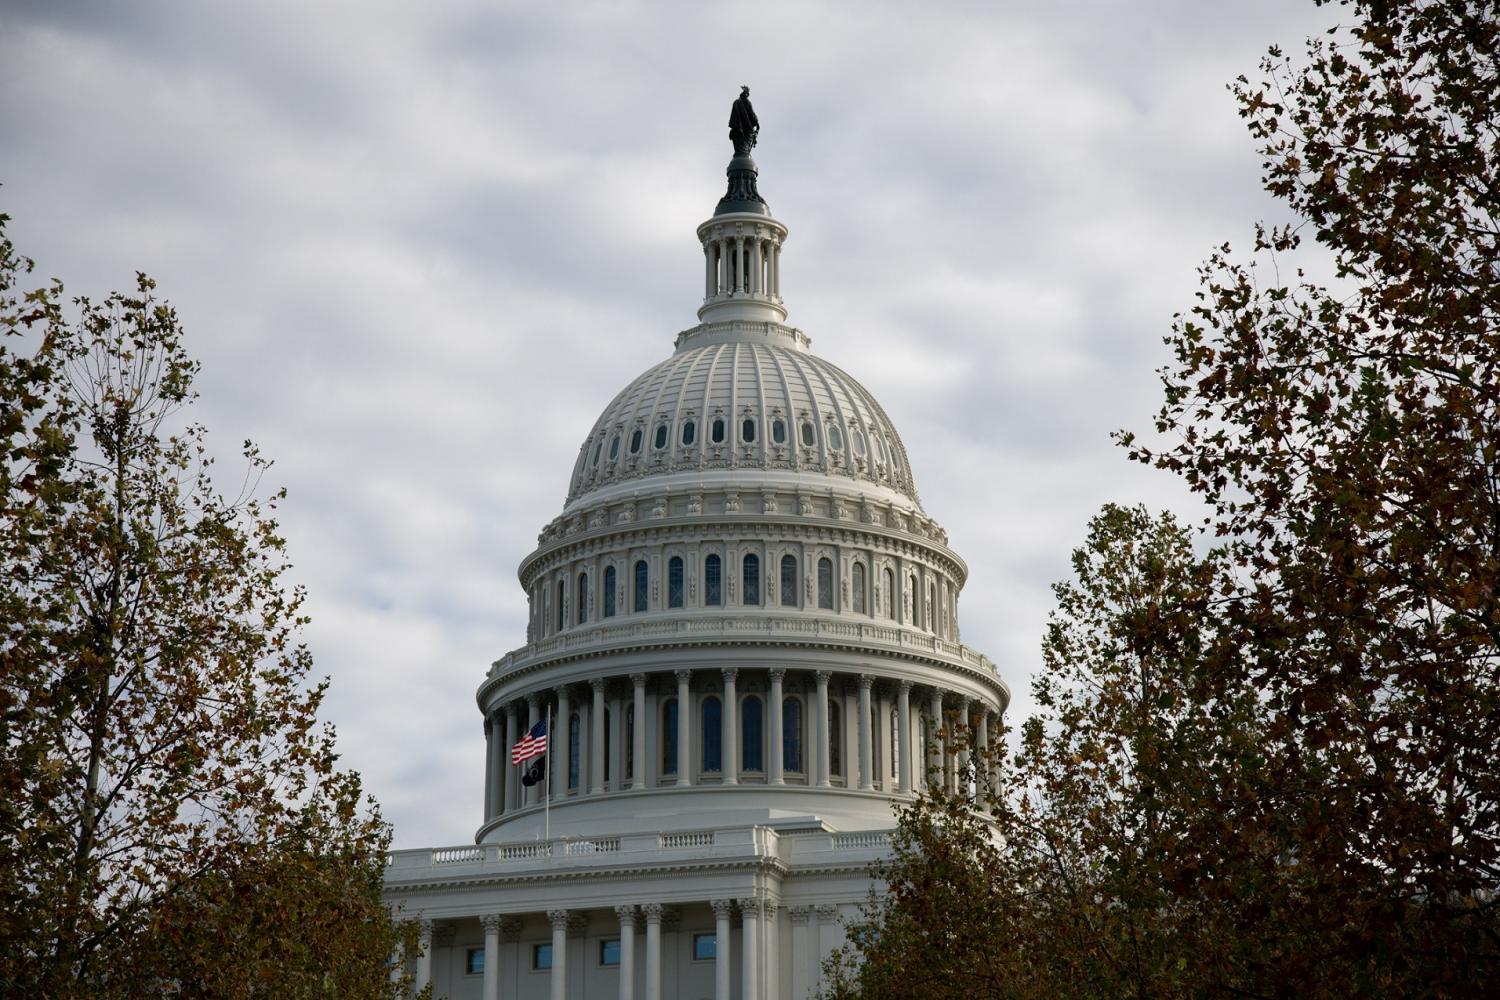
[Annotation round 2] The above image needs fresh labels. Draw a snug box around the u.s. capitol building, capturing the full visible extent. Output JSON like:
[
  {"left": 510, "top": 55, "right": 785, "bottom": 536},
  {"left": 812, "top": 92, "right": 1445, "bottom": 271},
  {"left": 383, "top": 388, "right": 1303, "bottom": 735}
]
[{"left": 384, "top": 92, "right": 1010, "bottom": 1000}]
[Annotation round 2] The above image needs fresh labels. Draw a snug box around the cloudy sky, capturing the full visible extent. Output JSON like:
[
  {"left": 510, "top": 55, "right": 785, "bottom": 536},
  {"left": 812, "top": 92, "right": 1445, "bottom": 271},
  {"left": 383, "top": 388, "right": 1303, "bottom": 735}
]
[{"left": 1, "top": 0, "right": 1337, "bottom": 849}]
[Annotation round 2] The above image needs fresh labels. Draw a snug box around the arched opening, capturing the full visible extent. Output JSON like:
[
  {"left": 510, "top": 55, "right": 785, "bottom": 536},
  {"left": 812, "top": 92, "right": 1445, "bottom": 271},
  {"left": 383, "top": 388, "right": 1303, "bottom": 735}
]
[
  {"left": 742, "top": 695, "right": 764, "bottom": 771},
  {"left": 668, "top": 556, "right": 684, "bottom": 608},
  {"left": 783, "top": 696, "right": 804, "bottom": 774},
  {"left": 603, "top": 707, "right": 612, "bottom": 784},
  {"left": 568, "top": 712, "right": 581, "bottom": 790},
  {"left": 662, "top": 698, "right": 678, "bottom": 776},
  {"left": 780, "top": 554, "right": 798, "bottom": 607},
  {"left": 634, "top": 560, "right": 649, "bottom": 613},
  {"left": 742, "top": 553, "right": 761, "bottom": 606},
  {"left": 852, "top": 563, "right": 866, "bottom": 615},
  {"left": 625, "top": 703, "right": 634, "bottom": 782},
  {"left": 818, "top": 558, "right": 834, "bottom": 610},
  {"left": 577, "top": 571, "right": 589, "bottom": 625},
  {"left": 882, "top": 568, "right": 894, "bottom": 618},
  {"left": 829, "top": 700, "right": 843, "bottom": 778},
  {"left": 604, "top": 565, "right": 617, "bottom": 618},
  {"left": 702, "top": 696, "right": 722, "bottom": 773},
  {"left": 705, "top": 554, "right": 722, "bottom": 606},
  {"left": 555, "top": 579, "right": 565, "bottom": 632}
]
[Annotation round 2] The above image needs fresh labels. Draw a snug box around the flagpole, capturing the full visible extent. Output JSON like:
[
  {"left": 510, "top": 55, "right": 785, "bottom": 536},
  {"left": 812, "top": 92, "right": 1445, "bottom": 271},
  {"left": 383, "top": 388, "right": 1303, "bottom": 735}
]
[{"left": 544, "top": 705, "right": 552, "bottom": 843}]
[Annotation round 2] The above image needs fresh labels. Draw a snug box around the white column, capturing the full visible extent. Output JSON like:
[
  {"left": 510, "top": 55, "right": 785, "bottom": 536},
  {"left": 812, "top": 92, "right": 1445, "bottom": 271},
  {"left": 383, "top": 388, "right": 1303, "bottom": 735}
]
[
  {"left": 815, "top": 671, "right": 831, "bottom": 787},
  {"left": 525, "top": 695, "right": 542, "bottom": 805},
  {"left": 857, "top": 675, "right": 874, "bottom": 791},
  {"left": 415, "top": 920, "right": 433, "bottom": 995},
  {"left": 675, "top": 669, "right": 692, "bottom": 785},
  {"left": 722, "top": 668, "right": 738, "bottom": 784},
  {"left": 712, "top": 899, "right": 734, "bottom": 1000},
  {"left": 643, "top": 903, "right": 663, "bottom": 1000},
  {"left": 789, "top": 907, "right": 812, "bottom": 999},
  {"left": 896, "top": 680, "right": 912, "bottom": 795},
  {"left": 976, "top": 707, "right": 991, "bottom": 808},
  {"left": 483, "top": 716, "right": 494, "bottom": 819},
  {"left": 555, "top": 687, "right": 571, "bottom": 801},
  {"left": 631, "top": 673, "right": 648, "bottom": 789},
  {"left": 616, "top": 905, "right": 637, "bottom": 1000},
  {"left": 494, "top": 711, "right": 507, "bottom": 817},
  {"left": 927, "top": 689, "right": 943, "bottom": 791},
  {"left": 750, "top": 238, "right": 763, "bottom": 295},
  {"left": 733, "top": 237, "right": 745, "bottom": 292},
  {"left": 547, "top": 910, "right": 568, "bottom": 1000},
  {"left": 704, "top": 242, "right": 715, "bottom": 299},
  {"left": 956, "top": 697, "right": 973, "bottom": 796},
  {"left": 481, "top": 914, "right": 501, "bottom": 1000},
  {"left": 591, "top": 678, "right": 606, "bottom": 794},
  {"left": 772, "top": 242, "right": 782, "bottom": 299},
  {"left": 508, "top": 701, "right": 523, "bottom": 810},
  {"left": 739, "top": 897, "right": 760, "bottom": 1000},
  {"left": 768, "top": 669, "right": 785, "bottom": 784}
]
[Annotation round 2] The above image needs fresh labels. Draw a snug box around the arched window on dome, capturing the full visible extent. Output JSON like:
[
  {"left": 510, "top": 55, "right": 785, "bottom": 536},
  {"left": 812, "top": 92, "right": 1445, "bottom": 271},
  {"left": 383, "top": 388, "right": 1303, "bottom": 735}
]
[
  {"left": 800, "top": 421, "right": 815, "bottom": 447},
  {"left": 818, "top": 558, "right": 834, "bottom": 610},
  {"left": 742, "top": 695, "right": 763, "bottom": 772},
  {"left": 701, "top": 696, "right": 722, "bottom": 774},
  {"left": 909, "top": 573, "right": 920, "bottom": 627},
  {"left": 851, "top": 429, "right": 866, "bottom": 458},
  {"left": 577, "top": 572, "right": 588, "bottom": 625},
  {"left": 609, "top": 435, "right": 620, "bottom": 461},
  {"left": 662, "top": 698, "right": 678, "bottom": 776},
  {"left": 882, "top": 568, "right": 895, "bottom": 618},
  {"left": 741, "top": 418, "right": 756, "bottom": 444},
  {"left": 629, "top": 428, "right": 643, "bottom": 454},
  {"left": 634, "top": 560, "right": 649, "bottom": 613},
  {"left": 772, "top": 418, "right": 787, "bottom": 445},
  {"left": 783, "top": 696, "right": 804, "bottom": 774},
  {"left": 624, "top": 703, "right": 634, "bottom": 782},
  {"left": 681, "top": 420, "right": 696, "bottom": 446},
  {"left": 604, "top": 565, "right": 617, "bottom": 618},
  {"left": 668, "top": 556, "right": 684, "bottom": 609},
  {"left": 555, "top": 579, "right": 565, "bottom": 632},
  {"left": 742, "top": 553, "right": 761, "bottom": 606},
  {"left": 927, "top": 580, "right": 936, "bottom": 633},
  {"left": 827, "top": 424, "right": 843, "bottom": 451},
  {"left": 705, "top": 554, "right": 722, "bottom": 606},
  {"left": 654, "top": 423, "right": 668, "bottom": 450},
  {"left": 568, "top": 712, "right": 581, "bottom": 790},
  {"left": 591, "top": 438, "right": 603, "bottom": 468},
  {"left": 891, "top": 705, "right": 900, "bottom": 780},
  {"left": 828, "top": 700, "right": 843, "bottom": 778},
  {"left": 711, "top": 418, "right": 726, "bottom": 444},
  {"left": 852, "top": 562, "right": 866, "bottom": 615},
  {"left": 780, "top": 555, "right": 798, "bottom": 607}
]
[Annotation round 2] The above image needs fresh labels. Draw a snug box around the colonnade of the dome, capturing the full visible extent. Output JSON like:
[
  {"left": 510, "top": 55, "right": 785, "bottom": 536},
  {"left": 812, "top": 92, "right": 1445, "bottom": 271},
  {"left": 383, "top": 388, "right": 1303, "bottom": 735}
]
[{"left": 698, "top": 214, "right": 786, "bottom": 312}]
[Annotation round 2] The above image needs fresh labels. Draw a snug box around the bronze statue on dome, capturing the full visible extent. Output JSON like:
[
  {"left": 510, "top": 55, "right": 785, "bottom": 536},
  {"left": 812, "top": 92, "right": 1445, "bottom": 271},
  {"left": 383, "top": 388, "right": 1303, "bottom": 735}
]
[{"left": 729, "top": 85, "right": 759, "bottom": 156}]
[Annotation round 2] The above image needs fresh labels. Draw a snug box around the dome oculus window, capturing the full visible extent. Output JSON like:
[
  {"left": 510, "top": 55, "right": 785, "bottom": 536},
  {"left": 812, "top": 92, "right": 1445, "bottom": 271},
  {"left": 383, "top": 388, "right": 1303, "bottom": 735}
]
[
  {"left": 681, "top": 420, "right": 696, "bottom": 446},
  {"left": 800, "top": 421, "right": 815, "bottom": 447},
  {"left": 654, "top": 423, "right": 668, "bottom": 449},
  {"left": 711, "top": 418, "right": 726, "bottom": 444},
  {"left": 741, "top": 418, "right": 756, "bottom": 444},
  {"left": 629, "top": 429, "right": 643, "bottom": 454},
  {"left": 772, "top": 419, "right": 787, "bottom": 444}
]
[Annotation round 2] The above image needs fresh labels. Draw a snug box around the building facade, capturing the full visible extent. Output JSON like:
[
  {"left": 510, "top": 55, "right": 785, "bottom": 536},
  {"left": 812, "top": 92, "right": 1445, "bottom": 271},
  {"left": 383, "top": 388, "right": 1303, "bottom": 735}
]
[{"left": 383, "top": 116, "right": 1010, "bottom": 1000}]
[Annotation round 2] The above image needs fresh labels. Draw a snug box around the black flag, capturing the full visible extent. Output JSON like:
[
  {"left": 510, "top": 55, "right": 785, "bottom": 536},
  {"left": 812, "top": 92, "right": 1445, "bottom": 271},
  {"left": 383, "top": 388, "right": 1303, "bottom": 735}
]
[{"left": 520, "top": 757, "right": 546, "bottom": 787}]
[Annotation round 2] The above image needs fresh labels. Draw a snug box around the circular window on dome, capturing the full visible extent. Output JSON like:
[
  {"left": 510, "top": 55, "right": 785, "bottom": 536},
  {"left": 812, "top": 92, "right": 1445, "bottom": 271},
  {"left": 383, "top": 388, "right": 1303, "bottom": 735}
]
[
  {"left": 741, "top": 418, "right": 756, "bottom": 444},
  {"left": 711, "top": 418, "right": 726, "bottom": 444},
  {"left": 772, "top": 419, "right": 787, "bottom": 445},
  {"left": 851, "top": 430, "right": 866, "bottom": 458},
  {"left": 800, "top": 421, "right": 815, "bottom": 447},
  {"left": 681, "top": 420, "right": 696, "bottom": 446},
  {"left": 629, "top": 429, "right": 643, "bottom": 454},
  {"left": 609, "top": 435, "right": 620, "bottom": 460},
  {"left": 654, "top": 424, "right": 668, "bottom": 450},
  {"left": 827, "top": 425, "right": 843, "bottom": 451}
]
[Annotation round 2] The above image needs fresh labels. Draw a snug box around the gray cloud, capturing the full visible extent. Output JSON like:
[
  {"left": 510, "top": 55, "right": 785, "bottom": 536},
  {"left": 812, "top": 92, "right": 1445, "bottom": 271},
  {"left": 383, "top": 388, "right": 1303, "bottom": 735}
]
[{"left": 1, "top": 0, "right": 1336, "bottom": 848}]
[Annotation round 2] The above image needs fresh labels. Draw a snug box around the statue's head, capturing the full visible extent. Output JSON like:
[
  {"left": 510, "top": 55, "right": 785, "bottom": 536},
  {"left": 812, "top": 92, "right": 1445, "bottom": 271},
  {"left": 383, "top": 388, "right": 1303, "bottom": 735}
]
[{"left": 740, "top": 85, "right": 750, "bottom": 97}]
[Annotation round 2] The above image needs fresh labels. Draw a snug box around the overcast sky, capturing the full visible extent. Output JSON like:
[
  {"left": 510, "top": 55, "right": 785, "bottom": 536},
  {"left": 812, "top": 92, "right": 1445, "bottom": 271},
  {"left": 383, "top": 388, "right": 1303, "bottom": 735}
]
[{"left": 1, "top": 0, "right": 1338, "bottom": 849}]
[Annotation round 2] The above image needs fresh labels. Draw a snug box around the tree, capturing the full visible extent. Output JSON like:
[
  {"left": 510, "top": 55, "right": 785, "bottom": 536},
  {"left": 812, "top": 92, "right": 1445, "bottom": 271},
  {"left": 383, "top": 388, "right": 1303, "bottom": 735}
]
[
  {"left": 0, "top": 213, "right": 409, "bottom": 998},
  {"left": 826, "top": 0, "right": 1500, "bottom": 994}
]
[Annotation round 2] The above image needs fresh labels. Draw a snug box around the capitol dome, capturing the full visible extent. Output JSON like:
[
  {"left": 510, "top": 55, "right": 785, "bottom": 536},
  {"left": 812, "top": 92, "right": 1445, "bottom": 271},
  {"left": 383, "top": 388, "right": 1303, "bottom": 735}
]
[{"left": 384, "top": 98, "right": 1009, "bottom": 1000}]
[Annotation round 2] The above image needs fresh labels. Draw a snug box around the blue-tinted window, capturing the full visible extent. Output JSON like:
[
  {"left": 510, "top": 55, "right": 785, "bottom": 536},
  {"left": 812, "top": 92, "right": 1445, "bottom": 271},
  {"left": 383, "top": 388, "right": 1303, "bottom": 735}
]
[
  {"left": 772, "top": 419, "right": 787, "bottom": 444},
  {"left": 742, "top": 418, "right": 756, "bottom": 443},
  {"left": 818, "top": 558, "right": 835, "bottom": 610},
  {"left": 681, "top": 420, "right": 696, "bottom": 446},
  {"left": 702, "top": 696, "right": 722, "bottom": 772},
  {"left": 609, "top": 435, "right": 620, "bottom": 460},
  {"left": 829, "top": 701, "right": 843, "bottom": 776},
  {"left": 604, "top": 566, "right": 617, "bottom": 618},
  {"left": 662, "top": 698, "right": 678, "bottom": 774},
  {"left": 592, "top": 439, "right": 603, "bottom": 466},
  {"left": 634, "top": 560, "right": 649, "bottom": 613},
  {"left": 625, "top": 703, "right": 634, "bottom": 780},
  {"left": 668, "top": 557, "right": 684, "bottom": 608},
  {"left": 742, "top": 695, "right": 763, "bottom": 771},
  {"left": 654, "top": 424, "right": 668, "bottom": 449},
  {"left": 742, "top": 553, "right": 760, "bottom": 606},
  {"left": 568, "top": 713, "right": 581, "bottom": 789},
  {"left": 828, "top": 425, "right": 843, "bottom": 450},
  {"left": 577, "top": 572, "right": 588, "bottom": 624},
  {"left": 852, "top": 563, "right": 866, "bottom": 614},
  {"left": 711, "top": 419, "right": 726, "bottom": 444},
  {"left": 784, "top": 697, "right": 803, "bottom": 773},
  {"left": 534, "top": 943, "right": 553, "bottom": 970},
  {"left": 800, "top": 421, "right": 815, "bottom": 447},
  {"left": 630, "top": 428, "right": 643, "bottom": 454},
  {"left": 603, "top": 706, "right": 611, "bottom": 782},
  {"left": 780, "top": 555, "right": 798, "bottom": 607},
  {"left": 467, "top": 948, "right": 485, "bottom": 975},
  {"left": 556, "top": 580, "right": 565, "bottom": 631},
  {"left": 600, "top": 939, "right": 621, "bottom": 966},
  {"left": 705, "top": 555, "right": 722, "bottom": 606},
  {"left": 693, "top": 933, "right": 716, "bottom": 961}
]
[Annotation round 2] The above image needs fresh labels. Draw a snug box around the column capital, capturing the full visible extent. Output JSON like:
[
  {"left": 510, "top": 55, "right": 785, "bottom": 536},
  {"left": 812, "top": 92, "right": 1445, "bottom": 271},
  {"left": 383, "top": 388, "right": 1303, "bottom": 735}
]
[
  {"left": 788, "top": 905, "right": 812, "bottom": 925},
  {"left": 858, "top": 673, "right": 874, "bottom": 690},
  {"left": 710, "top": 898, "right": 735, "bottom": 919},
  {"left": 614, "top": 904, "right": 638, "bottom": 924},
  {"left": 768, "top": 668, "right": 785, "bottom": 683},
  {"left": 418, "top": 918, "right": 434, "bottom": 945},
  {"left": 898, "top": 678, "right": 914, "bottom": 693},
  {"left": 547, "top": 908, "right": 571, "bottom": 929},
  {"left": 674, "top": 668, "right": 692, "bottom": 684},
  {"left": 736, "top": 896, "right": 761, "bottom": 917},
  {"left": 589, "top": 676, "right": 606, "bottom": 692},
  {"left": 815, "top": 670, "right": 833, "bottom": 684},
  {"left": 527, "top": 691, "right": 542, "bottom": 708},
  {"left": 630, "top": 672, "right": 647, "bottom": 686},
  {"left": 815, "top": 903, "right": 840, "bottom": 921},
  {"left": 481, "top": 913, "right": 503, "bottom": 934},
  {"left": 641, "top": 902, "right": 664, "bottom": 924},
  {"left": 722, "top": 667, "right": 739, "bottom": 682}
]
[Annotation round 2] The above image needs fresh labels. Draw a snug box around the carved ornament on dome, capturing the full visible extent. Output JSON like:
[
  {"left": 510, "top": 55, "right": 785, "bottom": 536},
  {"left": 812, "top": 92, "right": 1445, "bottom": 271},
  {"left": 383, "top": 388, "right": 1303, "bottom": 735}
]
[
  {"left": 761, "top": 492, "right": 778, "bottom": 514},
  {"left": 687, "top": 494, "right": 703, "bottom": 515},
  {"left": 587, "top": 509, "right": 606, "bottom": 530},
  {"left": 724, "top": 492, "right": 740, "bottom": 513},
  {"left": 649, "top": 498, "right": 668, "bottom": 519},
  {"left": 617, "top": 509, "right": 636, "bottom": 524}
]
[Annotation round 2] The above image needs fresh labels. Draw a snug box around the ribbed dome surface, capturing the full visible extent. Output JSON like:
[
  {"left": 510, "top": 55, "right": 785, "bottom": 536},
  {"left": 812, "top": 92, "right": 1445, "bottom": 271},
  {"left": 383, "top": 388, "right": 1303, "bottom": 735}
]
[{"left": 566, "top": 330, "right": 920, "bottom": 508}]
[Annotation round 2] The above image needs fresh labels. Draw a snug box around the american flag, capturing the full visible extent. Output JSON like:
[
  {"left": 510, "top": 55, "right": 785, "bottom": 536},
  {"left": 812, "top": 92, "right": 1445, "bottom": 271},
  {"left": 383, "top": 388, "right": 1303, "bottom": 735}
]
[{"left": 511, "top": 719, "right": 548, "bottom": 765}]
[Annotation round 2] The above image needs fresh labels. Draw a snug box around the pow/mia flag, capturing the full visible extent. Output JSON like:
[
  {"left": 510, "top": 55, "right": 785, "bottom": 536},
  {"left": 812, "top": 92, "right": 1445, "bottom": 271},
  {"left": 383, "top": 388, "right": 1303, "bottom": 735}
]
[{"left": 520, "top": 757, "right": 546, "bottom": 787}]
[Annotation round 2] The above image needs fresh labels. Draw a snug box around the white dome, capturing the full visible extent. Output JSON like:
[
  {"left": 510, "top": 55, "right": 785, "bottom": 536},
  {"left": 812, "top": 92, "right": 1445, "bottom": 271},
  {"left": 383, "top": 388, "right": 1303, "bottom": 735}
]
[{"left": 566, "top": 322, "right": 921, "bottom": 510}]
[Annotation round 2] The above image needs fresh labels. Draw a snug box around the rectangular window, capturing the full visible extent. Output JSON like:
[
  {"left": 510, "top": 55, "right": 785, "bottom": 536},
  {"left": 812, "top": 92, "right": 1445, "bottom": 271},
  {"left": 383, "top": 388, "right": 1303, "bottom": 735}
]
[
  {"left": 533, "top": 943, "right": 553, "bottom": 971},
  {"left": 669, "top": 557, "right": 684, "bottom": 608},
  {"left": 600, "top": 939, "right": 622, "bottom": 966},
  {"left": 466, "top": 948, "right": 485, "bottom": 975},
  {"left": 693, "top": 932, "right": 717, "bottom": 961}
]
